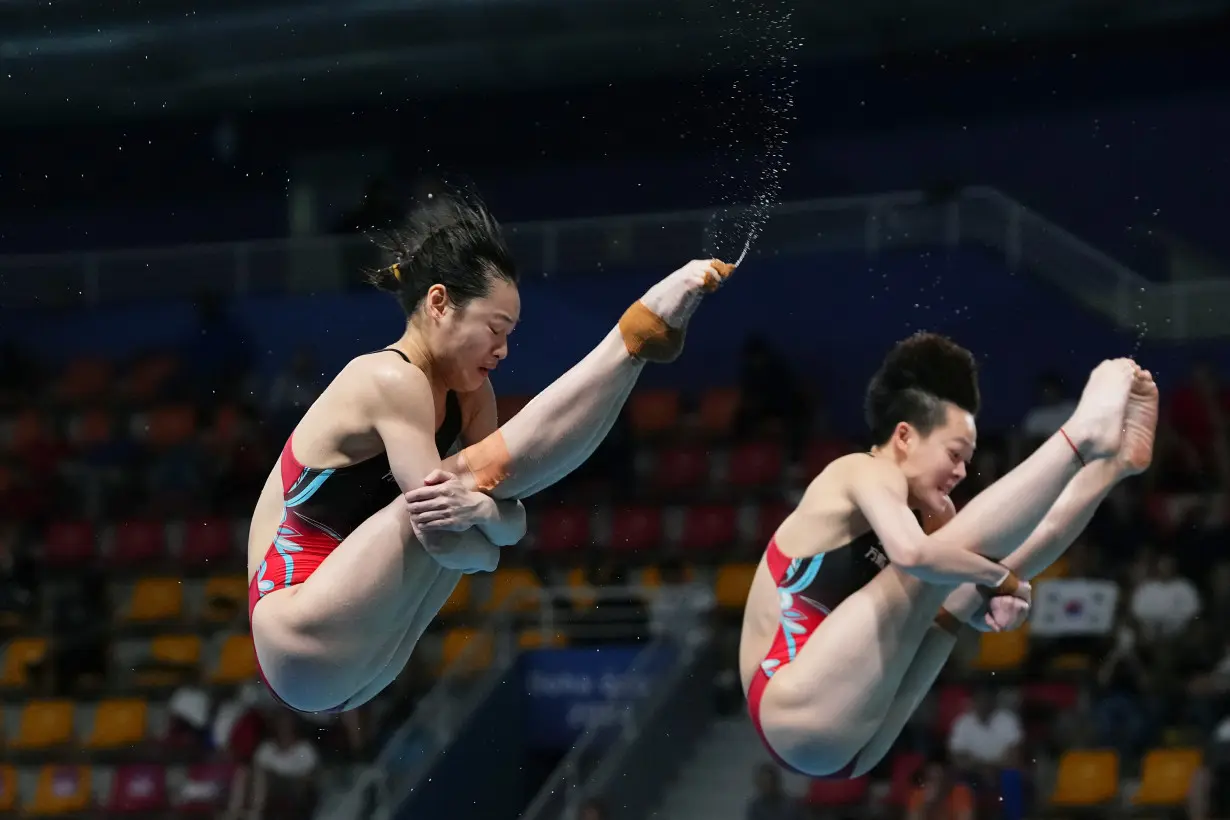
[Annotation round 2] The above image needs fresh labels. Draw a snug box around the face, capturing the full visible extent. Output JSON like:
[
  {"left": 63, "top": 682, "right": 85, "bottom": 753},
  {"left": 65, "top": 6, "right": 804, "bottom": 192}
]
[
  {"left": 424, "top": 276, "right": 520, "bottom": 392},
  {"left": 893, "top": 403, "right": 976, "bottom": 514}
]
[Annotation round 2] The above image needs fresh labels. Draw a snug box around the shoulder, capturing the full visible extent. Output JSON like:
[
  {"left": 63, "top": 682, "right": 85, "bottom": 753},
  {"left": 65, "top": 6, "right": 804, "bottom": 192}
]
[
  {"left": 812, "top": 453, "right": 907, "bottom": 502},
  {"left": 345, "top": 352, "right": 435, "bottom": 420}
]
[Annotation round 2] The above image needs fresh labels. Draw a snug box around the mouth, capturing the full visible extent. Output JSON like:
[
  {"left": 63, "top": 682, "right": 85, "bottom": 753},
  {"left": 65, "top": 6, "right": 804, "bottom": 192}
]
[{"left": 478, "top": 366, "right": 494, "bottom": 377}]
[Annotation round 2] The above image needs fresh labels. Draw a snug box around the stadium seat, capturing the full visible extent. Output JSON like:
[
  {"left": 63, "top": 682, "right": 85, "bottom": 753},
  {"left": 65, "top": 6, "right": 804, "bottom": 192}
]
[
  {"left": 110, "top": 519, "right": 167, "bottom": 566},
  {"left": 202, "top": 576, "right": 247, "bottom": 621},
  {"left": 107, "top": 763, "right": 168, "bottom": 813},
  {"left": 0, "top": 764, "right": 14, "bottom": 812},
  {"left": 1050, "top": 750, "right": 1119, "bottom": 806},
  {"left": 1, "top": 637, "right": 47, "bottom": 688},
  {"left": 1133, "top": 748, "right": 1202, "bottom": 807},
  {"left": 495, "top": 393, "right": 532, "bottom": 422},
  {"left": 84, "top": 698, "right": 148, "bottom": 750},
  {"left": 698, "top": 387, "right": 740, "bottom": 437},
  {"left": 1035, "top": 554, "right": 1070, "bottom": 580},
  {"left": 483, "top": 568, "right": 543, "bottom": 613},
  {"left": 68, "top": 408, "right": 113, "bottom": 449},
  {"left": 25, "top": 765, "right": 90, "bottom": 815},
  {"left": 43, "top": 521, "right": 96, "bottom": 566},
  {"left": 138, "top": 635, "right": 203, "bottom": 687},
  {"left": 6, "top": 408, "right": 49, "bottom": 453},
  {"left": 726, "top": 440, "right": 784, "bottom": 488},
  {"left": 182, "top": 517, "right": 234, "bottom": 568},
  {"left": 438, "top": 575, "right": 472, "bottom": 616},
  {"left": 211, "top": 634, "right": 257, "bottom": 684},
  {"left": 518, "top": 629, "right": 567, "bottom": 650},
  {"left": 756, "top": 502, "right": 792, "bottom": 545},
  {"left": 441, "top": 627, "right": 494, "bottom": 674},
  {"left": 566, "top": 568, "right": 597, "bottom": 609},
  {"left": 142, "top": 404, "right": 196, "bottom": 447},
  {"left": 628, "top": 390, "right": 680, "bottom": 436},
  {"left": 1022, "top": 681, "right": 1079, "bottom": 712},
  {"left": 536, "top": 506, "right": 591, "bottom": 553},
  {"left": 680, "top": 504, "right": 738, "bottom": 550},
  {"left": 804, "top": 438, "right": 853, "bottom": 477},
  {"left": 10, "top": 700, "right": 75, "bottom": 750},
  {"left": 652, "top": 444, "right": 711, "bottom": 493},
  {"left": 714, "top": 564, "right": 758, "bottom": 609},
  {"left": 125, "top": 578, "right": 184, "bottom": 623},
  {"left": 56, "top": 356, "right": 112, "bottom": 403},
  {"left": 638, "top": 565, "right": 693, "bottom": 589},
  {"left": 807, "top": 775, "right": 869, "bottom": 807},
  {"left": 934, "top": 685, "right": 971, "bottom": 737},
  {"left": 177, "top": 762, "right": 235, "bottom": 812},
  {"left": 971, "top": 625, "right": 1029, "bottom": 671},
  {"left": 609, "top": 506, "right": 663, "bottom": 552},
  {"left": 123, "top": 354, "right": 178, "bottom": 402},
  {"left": 886, "top": 751, "right": 926, "bottom": 807}
]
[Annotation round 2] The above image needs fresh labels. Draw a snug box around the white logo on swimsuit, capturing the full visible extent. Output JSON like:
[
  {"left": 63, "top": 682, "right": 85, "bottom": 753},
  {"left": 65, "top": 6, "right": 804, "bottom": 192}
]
[{"left": 864, "top": 545, "right": 888, "bottom": 570}]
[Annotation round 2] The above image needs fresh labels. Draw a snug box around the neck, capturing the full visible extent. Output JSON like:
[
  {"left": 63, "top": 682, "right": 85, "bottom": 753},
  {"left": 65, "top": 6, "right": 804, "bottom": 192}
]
[
  {"left": 395, "top": 324, "right": 443, "bottom": 389},
  {"left": 869, "top": 445, "right": 923, "bottom": 511}
]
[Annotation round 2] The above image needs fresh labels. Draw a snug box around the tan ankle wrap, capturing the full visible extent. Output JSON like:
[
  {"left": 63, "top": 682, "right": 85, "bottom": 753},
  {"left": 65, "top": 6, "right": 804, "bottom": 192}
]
[
  {"left": 618, "top": 301, "right": 686, "bottom": 363},
  {"left": 458, "top": 430, "right": 512, "bottom": 493}
]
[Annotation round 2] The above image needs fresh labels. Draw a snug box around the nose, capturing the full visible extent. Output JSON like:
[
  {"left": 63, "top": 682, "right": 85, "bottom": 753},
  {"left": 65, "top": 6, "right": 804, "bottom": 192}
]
[
  {"left": 954, "top": 461, "right": 967, "bottom": 482},
  {"left": 493, "top": 339, "right": 508, "bottom": 361}
]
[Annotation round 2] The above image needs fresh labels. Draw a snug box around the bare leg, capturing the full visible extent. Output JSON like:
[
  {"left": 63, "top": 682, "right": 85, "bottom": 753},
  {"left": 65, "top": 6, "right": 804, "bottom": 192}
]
[{"left": 847, "top": 459, "right": 1125, "bottom": 775}]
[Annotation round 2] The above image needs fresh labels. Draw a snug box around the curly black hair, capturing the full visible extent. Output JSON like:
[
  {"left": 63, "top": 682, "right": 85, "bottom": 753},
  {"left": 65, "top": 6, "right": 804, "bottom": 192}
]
[{"left": 864, "top": 332, "right": 980, "bottom": 444}]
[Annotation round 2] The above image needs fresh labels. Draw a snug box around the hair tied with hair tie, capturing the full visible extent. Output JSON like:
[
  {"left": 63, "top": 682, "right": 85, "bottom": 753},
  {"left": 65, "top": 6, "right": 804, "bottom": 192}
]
[{"left": 390, "top": 262, "right": 402, "bottom": 282}]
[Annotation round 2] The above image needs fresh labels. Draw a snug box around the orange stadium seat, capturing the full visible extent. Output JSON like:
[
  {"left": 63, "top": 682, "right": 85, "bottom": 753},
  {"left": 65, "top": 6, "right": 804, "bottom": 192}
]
[
  {"left": 137, "top": 635, "right": 203, "bottom": 687},
  {"left": 143, "top": 404, "right": 196, "bottom": 447},
  {"left": 10, "top": 700, "right": 75, "bottom": 750},
  {"left": 638, "top": 565, "right": 693, "bottom": 589},
  {"left": 202, "top": 576, "right": 247, "bottom": 621},
  {"left": 1, "top": 637, "right": 47, "bottom": 689},
  {"left": 25, "top": 765, "right": 91, "bottom": 816},
  {"left": 566, "top": 568, "right": 597, "bottom": 609},
  {"left": 518, "top": 630, "right": 567, "bottom": 650},
  {"left": 971, "top": 626, "right": 1029, "bottom": 672},
  {"left": 182, "top": 517, "right": 235, "bottom": 568},
  {"left": 123, "top": 354, "right": 178, "bottom": 402},
  {"left": 536, "top": 506, "right": 591, "bottom": 553},
  {"left": 84, "top": 698, "right": 148, "bottom": 750},
  {"left": 609, "top": 506, "right": 663, "bottom": 552},
  {"left": 211, "top": 634, "right": 257, "bottom": 684},
  {"left": 483, "top": 568, "right": 542, "bottom": 613},
  {"left": 125, "top": 578, "right": 184, "bottom": 623},
  {"left": 680, "top": 504, "right": 738, "bottom": 551},
  {"left": 0, "top": 764, "right": 15, "bottom": 812},
  {"left": 440, "top": 627, "right": 494, "bottom": 674},
  {"left": 698, "top": 387, "right": 741, "bottom": 437},
  {"left": 1050, "top": 750, "right": 1119, "bottom": 807},
  {"left": 56, "top": 357, "right": 112, "bottom": 403},
  {"left": 727, "top": 440, "right": 784, "bottom": 488},
  {"left": 653, "top": 444, "right": 710, "bottom": 493},
  {"left": 110, "top": 519, "right": 167, "bottom": 566},
  {"left": 1133, "top": 748, "right": 1202, "bottom": 807},
  {"left": 714, "top": 564, "right": 758, "bottom": 609},
  {"left": 629, "top": 390, "right": 680, "bottom": 435},
  {"left": 438, "top": 575, "right": 472, "bottom": 617}
]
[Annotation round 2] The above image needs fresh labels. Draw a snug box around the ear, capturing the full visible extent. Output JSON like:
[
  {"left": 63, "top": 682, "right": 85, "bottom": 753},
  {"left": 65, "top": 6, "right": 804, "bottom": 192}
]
[
  {"left": 424, "top": 284, "right": 450, "bottom": 319},
  {"left": 892, "top": 421, "right": 915, "bottom": 453}
]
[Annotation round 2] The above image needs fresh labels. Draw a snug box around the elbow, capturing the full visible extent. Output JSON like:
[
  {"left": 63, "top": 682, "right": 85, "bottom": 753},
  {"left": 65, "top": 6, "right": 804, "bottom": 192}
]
[{"left": 888, "top": 539, "right": 926, "bottom": 572}]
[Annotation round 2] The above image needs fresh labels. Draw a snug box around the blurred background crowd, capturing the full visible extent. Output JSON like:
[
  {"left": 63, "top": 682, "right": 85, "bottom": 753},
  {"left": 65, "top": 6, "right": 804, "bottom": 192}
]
[{"left": 2, "top": 1, "right": 1230, "bottom": 819}]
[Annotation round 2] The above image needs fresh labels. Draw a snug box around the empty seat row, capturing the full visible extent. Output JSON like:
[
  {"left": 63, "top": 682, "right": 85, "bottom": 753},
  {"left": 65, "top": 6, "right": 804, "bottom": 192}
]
[
  {"left": 39, "top": 518, "right": 243, "bottom": 568},
  {"left": 0, "top": 762, "right": 237, "bottom": 816}
]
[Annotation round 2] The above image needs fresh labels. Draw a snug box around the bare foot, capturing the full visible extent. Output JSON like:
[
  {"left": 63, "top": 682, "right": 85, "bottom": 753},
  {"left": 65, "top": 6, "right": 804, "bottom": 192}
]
[
  {"left": 1117, "top": 368, "right": 1158, "bottom": 476},
  {"left": 1067, "top": 358, "right": 1138, "bottom": 461},
  {"left": 639, "top": 258, "right": 735, "bottom": 329}
]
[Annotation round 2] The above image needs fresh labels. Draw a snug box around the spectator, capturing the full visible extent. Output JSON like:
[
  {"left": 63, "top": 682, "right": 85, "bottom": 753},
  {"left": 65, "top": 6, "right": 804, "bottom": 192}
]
[
  {"left": 1092, "top": 611, "right": 1157, "bottom": 758},
  {"left": 166, "top": 667, "right": 214, "bottom": 750},
  {"left": 1188, "top": 717, "right": 1230, "bottom": 820},
  {"left": 251, "top": 713, "right": 321, "bottom": 820},
  {"left": 907, "top": 758, "right": 974, "bottom": 820},
  {"left": 948, "top": 687, "right": 1022, "bottom": 788},
  {"left": 1130, "top": 554, "right": 1201, "bottom": 639},
  {"left": 745, "top": 763, "right": 803, "bottom": 820}
]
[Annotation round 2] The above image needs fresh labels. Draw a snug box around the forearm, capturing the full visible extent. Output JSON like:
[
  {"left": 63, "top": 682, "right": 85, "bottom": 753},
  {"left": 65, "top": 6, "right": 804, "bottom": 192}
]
[
  {"left": 474, "top": 496, "right": 527, "bottom": 546},
  {"left": 900, "top": 542, "right": 1011, "bottom": 587}
]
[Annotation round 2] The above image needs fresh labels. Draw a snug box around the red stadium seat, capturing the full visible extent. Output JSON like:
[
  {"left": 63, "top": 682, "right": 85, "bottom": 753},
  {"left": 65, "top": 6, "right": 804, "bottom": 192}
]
[
  {"left": 44, "top": 521, "right": 96, "bottom": 566},
  {"left": 934, "top": 685, "right": 972, "bottom": 737},
  {"left": 653, "top": 444, "right": 710, "bottom": 493},
  {"left": 807, "top": 775, "right": 869, "bottom": 806},
  {"left": 805, "top": 438, "right": 854, "bottom": 478},
  {"left": 111, "top": 520, "right": 168, "bottom": 566},
  {"left": 756, "top": 502, "right": 793, "bottom": 545},
  {"left": 698, "top": 387, "right": 741, "bottom": 437},
  {"left": 887, "top": 752, "right": 926, "bottom": 806},
  {"left": 727, "top": 441, "right": 784, "bottom": 488},
  {"left": 182, "top": 517, "right": 234, "bottom": 567},
  {"left": 108, "top": 764, "right": 168, "bottom": 813},
  {"left": 680, "top": 504, "right": 738, "bottom": 551},
  {"left": 609, "top": 506, "right": 663, "bottom": 552},
  {"left": 177, "top": 763, "right": 236, "bottom": 812},
  {"left": 535, "top": 506, "right": 592, "bottom": 553},
  {"left": 629, "top": 390, "right": 680, "bottom": 436}
]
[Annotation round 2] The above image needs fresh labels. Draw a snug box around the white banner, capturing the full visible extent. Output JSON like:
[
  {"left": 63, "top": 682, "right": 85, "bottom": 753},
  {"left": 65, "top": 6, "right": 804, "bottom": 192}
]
[{"left": 1030, "top": 579, "right": 1120, "bottom": 637}]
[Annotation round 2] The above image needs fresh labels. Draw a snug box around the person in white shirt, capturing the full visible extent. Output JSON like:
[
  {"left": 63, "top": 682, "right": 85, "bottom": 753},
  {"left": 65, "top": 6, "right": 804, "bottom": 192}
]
[
  {"left": 1130, "top": 554, "right": 1201, "bottom": 638},
  {"left": 251, "top": 712, "right": 321, "bottom": 819},
  {"left": 948, "top": 687, "right": 1022, "bottom": 788}
]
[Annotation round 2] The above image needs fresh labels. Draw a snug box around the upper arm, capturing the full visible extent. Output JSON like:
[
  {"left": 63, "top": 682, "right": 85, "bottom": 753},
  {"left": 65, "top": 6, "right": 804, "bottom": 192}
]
[
  {"left": 845, "top": 458, "right": 928, "bottom": 568},
  {"left": 369, "top": 363, "right": 446, "bottom": 493},
  {"left": 459, "top": 378, "right": 499, "bottom": 445}
]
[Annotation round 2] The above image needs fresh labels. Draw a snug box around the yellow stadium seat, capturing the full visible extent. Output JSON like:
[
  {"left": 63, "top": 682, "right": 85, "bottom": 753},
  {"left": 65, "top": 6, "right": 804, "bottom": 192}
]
[
  {"left": 638, "top": 566, "right": 694, "bottom": 589},
  {"left": 0, "top": 765, "right": 15, "bottom": 812},
  {"left": 10, "top": 700, "right": 74, "bottom": 750},
  {"left": 566, "top": 568, "right": 596, "bottom": 609},
  {"left": 438, "top": 575, "right": 471, "bottom": 617},
  {"left": 440, "top": 628, "right": 494, "bottom": 675},
  {"left": 1133, "top": 748, "right": 1202, "bottom": 806},
  {"left": 83, "top": 698, "right": 147, "bottom": 750},
  {"left": 135, "top": 635, "right": 203, "bottom": 687},
  {"left": 1049, "top": 653, "right": 1092, "bottom": 672},
  {"left": 211, "top": 634, "right": 257, "bottom": 684},
  {"left": 125, "top": 578, "right": 184, "bottom": 622},
  {"left": 518, "top": 630, "right": 568, "bottom": 650},
  {"left": 971, "top": 626, "right": 1029, "bottom": 671},
  {"left": 1051, "top": 750, "right": 1119, "bottom": 806},
  {"left": 25, "top": 765, "right": 90, "bottom": 815},
  {"left": 1035, "top": 555, "right": 1070, "bottom": 580},
  {"left": 0, "top": 637, "right": 47, "bottom": 688},
  {"left": 714, "top": 563, "right": 758, "bottom": 609},
  {"left": 482, "top": 568, "right": 542, "bottom": 613},
  {"left": 203, "top": 576, "right": 247, "bottom": 622}
]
